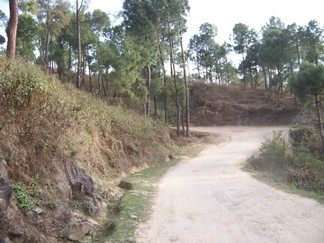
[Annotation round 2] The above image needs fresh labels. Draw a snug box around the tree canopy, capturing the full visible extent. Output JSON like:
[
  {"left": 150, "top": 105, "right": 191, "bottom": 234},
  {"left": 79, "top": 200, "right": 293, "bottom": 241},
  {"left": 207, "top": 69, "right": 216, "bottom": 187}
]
[
  {"left": 289, "top": 62, "right": 324, "bottom": 152},
  {"left": 2, "top": 1, "right": 324, "bottom": 135}
]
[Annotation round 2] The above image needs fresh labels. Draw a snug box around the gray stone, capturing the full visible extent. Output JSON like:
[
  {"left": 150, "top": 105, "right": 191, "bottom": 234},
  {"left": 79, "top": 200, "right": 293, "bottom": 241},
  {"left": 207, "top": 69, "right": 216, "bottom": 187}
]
[
  {"left": 0, "top": 169, "right": 12, "bottom": 240},
  {"left": 65, "top": 158, "right": 103, "bottom": 217},
  {"left": 60, "top": 213, "right": 93, "bottom": 241},
  {"left": 8, "top": 225, "right": 23, "bottom": 238},
  {"left": 118, "top": 180, "right": 133, "bottom": 190},
  {"left": 33, "top": 207, "right": 43, "bottom": 215}
]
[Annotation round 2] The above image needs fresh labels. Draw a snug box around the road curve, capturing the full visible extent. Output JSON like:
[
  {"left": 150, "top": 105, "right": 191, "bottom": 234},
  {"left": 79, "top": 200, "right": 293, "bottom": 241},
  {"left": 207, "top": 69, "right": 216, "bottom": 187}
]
[{"left": 135, "top": 126, "right": 324, "bottom": 243}]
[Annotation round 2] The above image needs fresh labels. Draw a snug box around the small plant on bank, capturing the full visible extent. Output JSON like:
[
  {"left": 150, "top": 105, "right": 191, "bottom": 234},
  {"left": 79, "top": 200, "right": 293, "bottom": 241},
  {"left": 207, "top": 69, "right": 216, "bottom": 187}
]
[
  {"left": 12, "top": 183, "right": 34, "bottom": 214},
  {"left": 102, "top": 219, "right": 116, "bottom": 236}
]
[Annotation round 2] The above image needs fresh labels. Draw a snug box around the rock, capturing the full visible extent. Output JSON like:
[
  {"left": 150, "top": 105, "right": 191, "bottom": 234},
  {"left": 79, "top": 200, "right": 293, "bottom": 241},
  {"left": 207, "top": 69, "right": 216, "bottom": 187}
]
[
  {"left": 60, "top": 213, "right": 94, "bottom": 242},
  {"left": 65, "top": 158, "right": 103, "bottom": 217},
  {"left": 53, "top": 156, "right": 72, "bottom": 201},
  {"left": 8, "top": 225, "right": 23, "bottom": 238},
  {"left": 38, "top": 234, "right": 58, "bottom": 243},
  {"left": 0, "top": 168, "right": 13, "bottom": 240},
  {"left": 118, "top": 180, "right": 133, "bottom": 190},
  {"left": 33, "top": 207, "right": 43, "bottom": 215},
  {"left": 130, "top": 214, "right": 138, "bottom": 220},
  {"left": 62, "top": 221, "right": 91, "bottom": 241}
]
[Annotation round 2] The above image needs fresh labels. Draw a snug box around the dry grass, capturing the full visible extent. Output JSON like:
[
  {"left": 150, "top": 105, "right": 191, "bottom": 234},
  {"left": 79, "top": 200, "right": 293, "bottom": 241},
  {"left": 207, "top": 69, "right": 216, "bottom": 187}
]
[
  {"left": 190, "top": 83, "right": 300, "bottom": 126},
  {"left": 0, "top": 56, "right": 177, "bottom": 240}
]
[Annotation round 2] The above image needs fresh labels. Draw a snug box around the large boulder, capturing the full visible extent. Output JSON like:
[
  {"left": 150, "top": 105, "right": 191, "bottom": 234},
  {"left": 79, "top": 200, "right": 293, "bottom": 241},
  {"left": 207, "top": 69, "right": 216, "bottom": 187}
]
[
  {"left": 60, "top": 212, "right": 100, "bottom": 241},
  {"left": 65, "top": 157, "right": 103, "bottom": 217}
]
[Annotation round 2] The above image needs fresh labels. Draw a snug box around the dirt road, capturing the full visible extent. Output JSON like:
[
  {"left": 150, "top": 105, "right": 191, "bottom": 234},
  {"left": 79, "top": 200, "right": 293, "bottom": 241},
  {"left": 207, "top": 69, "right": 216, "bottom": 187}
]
[{"left": 135, "top": 126, "right": 324, "bottom": 243}]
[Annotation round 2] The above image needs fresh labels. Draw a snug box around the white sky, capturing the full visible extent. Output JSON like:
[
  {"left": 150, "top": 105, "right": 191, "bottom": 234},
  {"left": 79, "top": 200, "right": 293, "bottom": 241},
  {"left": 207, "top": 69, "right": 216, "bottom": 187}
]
[
  {"left": 87, "top": 0, "right": 324, "bottom": 44},
  {"left": 1, "top": 0, "right": 323, "bottom": 60},
  {"left": 87, "top": 0, "right": 324, "bottom": 65}
]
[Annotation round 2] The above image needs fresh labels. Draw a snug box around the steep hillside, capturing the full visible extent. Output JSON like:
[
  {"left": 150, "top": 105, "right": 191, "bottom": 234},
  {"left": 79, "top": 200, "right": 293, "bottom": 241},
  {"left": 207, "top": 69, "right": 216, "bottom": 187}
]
[
  {"left": 0, "top": 57, "right": 176, "bottom": 242},
  {"left": 190, "top": 83, "right": 301, "bottom": 126}
]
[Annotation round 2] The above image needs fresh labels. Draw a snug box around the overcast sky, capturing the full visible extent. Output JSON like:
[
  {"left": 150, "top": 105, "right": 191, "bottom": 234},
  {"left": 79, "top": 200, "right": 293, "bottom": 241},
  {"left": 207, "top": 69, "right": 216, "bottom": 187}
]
[
  {"left": 88, "top": 0, "right": 324, "bottom": 44},
  {"left": 87, "top": 0, "right": 324, "bottom": 65}
]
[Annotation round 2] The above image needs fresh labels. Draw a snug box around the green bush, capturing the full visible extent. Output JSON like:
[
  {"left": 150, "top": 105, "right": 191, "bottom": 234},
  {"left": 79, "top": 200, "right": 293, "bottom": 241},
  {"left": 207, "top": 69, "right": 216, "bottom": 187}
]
[
  {"left": 249, "top": 132, "right": 289, "bottom": 174},
  {"left": 248, "top": 131, "right": 324, "bottom": 192},
  {"left": 0, "top": 57, "right": 51, "bottom": 110},
  {"left": 289, "top": 125, "right": 321, "bottom": 152},
  {"left": 286, "top": 149, "right": 324, "bottom": 191}
]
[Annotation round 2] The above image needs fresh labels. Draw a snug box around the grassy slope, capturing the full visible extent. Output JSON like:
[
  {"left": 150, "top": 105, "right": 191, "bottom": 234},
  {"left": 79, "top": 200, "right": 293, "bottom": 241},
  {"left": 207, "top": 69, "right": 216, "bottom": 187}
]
[{"left": 0, "top": 57, "right": 176, "bottom": 240}]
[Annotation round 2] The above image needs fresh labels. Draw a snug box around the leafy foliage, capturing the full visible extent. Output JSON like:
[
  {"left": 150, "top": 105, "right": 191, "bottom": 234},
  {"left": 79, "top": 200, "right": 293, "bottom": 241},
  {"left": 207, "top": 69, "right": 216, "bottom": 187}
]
[
  {"left": 0, "top": 35, "right": 5, "bottom": 45},
  {"left": 12, "top": 183, "right": 33, "bottom": 214},
  {"left": 0, "top": 56, "right": 49, "bottom": 109},
  {"left": 249, "top": 132, "right": 289, "bottom": 173},
  {"left": 248, "top": 129, "right": 324, "bottom": 192},
  {"left": 289, "top": 62, "right": 324, "bottom": 104}
]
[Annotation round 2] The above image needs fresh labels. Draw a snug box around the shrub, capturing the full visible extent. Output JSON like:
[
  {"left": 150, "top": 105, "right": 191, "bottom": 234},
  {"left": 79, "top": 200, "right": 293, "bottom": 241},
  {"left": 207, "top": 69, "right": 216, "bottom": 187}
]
[
  {"left": 249, "top": 132, "right": 289, "bottom": 174},
  {"left": 0, "top": 56, "right": 68, "bottom": 147},
  {"left": 249, "top": 130, "right": 324, "bottom": 192},
  {"left": 289, "top": 125, "right": 321, "bottom": 152}
]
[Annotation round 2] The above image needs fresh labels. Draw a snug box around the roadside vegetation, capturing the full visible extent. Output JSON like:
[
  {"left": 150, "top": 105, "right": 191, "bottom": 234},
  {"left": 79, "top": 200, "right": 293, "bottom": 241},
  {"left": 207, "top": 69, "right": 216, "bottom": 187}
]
[
  {"left": 96, "top": 159, "right": 178, "bottom": 242},
  {"left": 0, "top": 55, "right": 175, "bottom": 180},
  {"left": 1, "top": 0, "right": 324, "bottom": 241},
  {"left": 247, "top": 125, "right": 324, "bottom": 204},
  {"left": 0, "top": 56, "right": 176, "bottom": 242}
]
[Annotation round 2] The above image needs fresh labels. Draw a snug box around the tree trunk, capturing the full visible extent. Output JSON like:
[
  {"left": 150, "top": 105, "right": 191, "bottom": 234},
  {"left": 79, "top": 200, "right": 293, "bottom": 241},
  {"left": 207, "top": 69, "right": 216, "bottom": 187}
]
[
  {"left": 76, "top": 0, "right": 82, "bottom": 88},
  {"left": 249, "top": 68, "right": 253, "bottom": 88},
  {"left": 242, "top": 53, "right": 246, "bottom": 86},
  {"left": 88, "top": 67, "right": 92, "bottom": 93},
  {"left": 97, "top": 68, "right": 102, "bottom": 94},
  {"left": 82, "top": 52, "right": 86, "bottom": 86},
  {"left": 57, "top": 39, "right": 65, "bottom": 79},
  {"left": 254, "top": 69, "right": 259, "bottom": 88},
  {"left": 145, "top": 65, "right": 151, "bottom": 116},
  {"left": 105, "top": 67, "right": 109, "bottom": 90},
  {"left": 101, "top": 75, "right": 107, "bottom": 96},
  {"left": 44, "top": 27, "right": 51, "bottom": 71},
  {"left": 87, "top": 54, "right": 92, "bottom": 93},
  {"left": 68, "top": 45, "right": 72, "bottom": 83},
  {"left": 262, "top": 65, "right": 268, "bottom": 90},
  {"left": 169, "top": 35, "right": 180, "bottom": 136},
  {"left": 6, "top": 0, "right": 18, "bottom": 59},
  {"left": 315, "top": 93, "right": 324, "bottom": 153},
  {"left": 181, "top": 109, "right": 185, "bottom": 135},
  {"left": 180, "top": 29, "right": 190, "bottom": 137},
  {"left": 154, "top": 96, "right": 157, "bottom": 116},
  {"left": 296, "top": 36, "right": 301, "bottom": 68},
  {"left": 158, "top": 35, "right": 168, "bottom": 124}
]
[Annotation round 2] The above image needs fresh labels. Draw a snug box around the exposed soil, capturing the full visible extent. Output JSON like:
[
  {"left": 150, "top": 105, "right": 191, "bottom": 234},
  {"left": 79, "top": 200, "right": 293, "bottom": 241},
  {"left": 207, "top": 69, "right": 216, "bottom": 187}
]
[
  {"left": 190, "top": 84, "right": 301, "bottom": 126},
  {"left": 136, "top": 126, "right": 324, "bottom": 243}
]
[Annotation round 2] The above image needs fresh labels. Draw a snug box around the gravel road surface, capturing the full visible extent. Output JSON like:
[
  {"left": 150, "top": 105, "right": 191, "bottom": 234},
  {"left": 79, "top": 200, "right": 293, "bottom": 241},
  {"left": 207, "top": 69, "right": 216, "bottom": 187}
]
[{"left": 135, "top": 126, "right": 324, "bottom": 243}]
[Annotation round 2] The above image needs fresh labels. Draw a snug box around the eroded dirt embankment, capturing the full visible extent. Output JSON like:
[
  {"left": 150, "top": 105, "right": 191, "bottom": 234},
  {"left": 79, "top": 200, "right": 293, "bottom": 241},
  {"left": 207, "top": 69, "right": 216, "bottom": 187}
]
[{"left": 190, "top": 84, "right": 301, "bottom": 126}]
